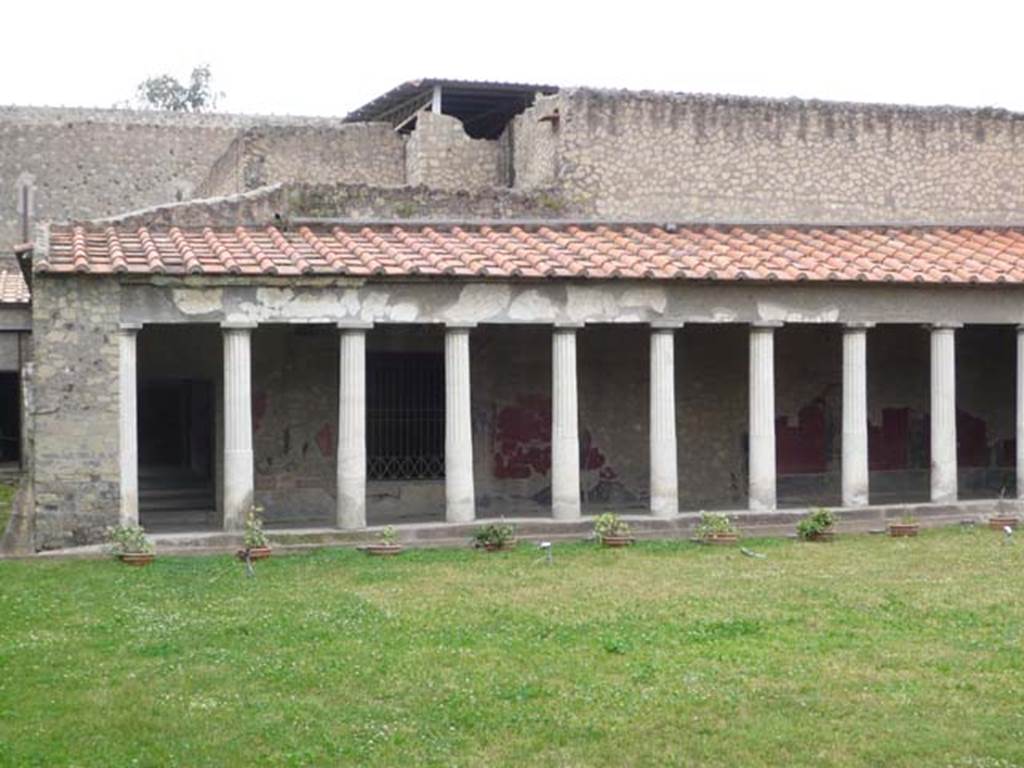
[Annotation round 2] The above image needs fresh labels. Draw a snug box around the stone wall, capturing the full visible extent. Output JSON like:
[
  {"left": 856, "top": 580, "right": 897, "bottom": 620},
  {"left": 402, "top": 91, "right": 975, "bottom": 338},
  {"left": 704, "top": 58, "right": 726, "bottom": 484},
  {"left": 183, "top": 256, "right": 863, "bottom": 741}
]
[
  {"left": 0, "top": 107, "right": 249, "bottom": 253},
  {"left": 197, "top": 123, "right": 405, "bottom": 198},
  {"left": 90, "top": 182, "right": 584, "bottom": 231},
  {"left": 29, "top": 275, "right": 121, "bottom": 547},
  {"left": 542, "top": 89, "right": 1024, "bottom": 224},
  {"left": 0, "top": 106, "right": 393, "bottom": 257},
  {"left": 510, "top": 94, "right": 560, "bottom": 189},
  {"left": 286, "top": 182, "right": 586, "bottom": 220},
  {"left": 406, "top": 110, "right": 507, "bottom": 191}
]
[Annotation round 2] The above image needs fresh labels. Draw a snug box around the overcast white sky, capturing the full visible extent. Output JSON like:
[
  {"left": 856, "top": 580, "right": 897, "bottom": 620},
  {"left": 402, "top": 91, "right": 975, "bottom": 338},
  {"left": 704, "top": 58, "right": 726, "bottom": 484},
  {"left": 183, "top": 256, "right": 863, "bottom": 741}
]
[{"left": 3, "top": 1, "right": 1022, "bottom": 116}]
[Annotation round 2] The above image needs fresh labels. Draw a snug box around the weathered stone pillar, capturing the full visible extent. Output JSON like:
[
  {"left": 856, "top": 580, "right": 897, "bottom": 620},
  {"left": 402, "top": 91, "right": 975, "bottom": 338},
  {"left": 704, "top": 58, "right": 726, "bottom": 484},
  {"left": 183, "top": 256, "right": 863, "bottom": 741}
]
[
  {"left": 337, "top": 324, "right": 369, "bottom": 529},
  {"left": 842, "top": 323, "right": 872, "bottom": 507},
  {"left": 650, "top": 324, "right": 680, "bottom": 518},
  {"left": 118, "top": 324, "right": 141, "bottom": 527},
  {"left": 222, "top": 323, "right": 255, "bottom": 531},
  {"left": 445, "top": 324, "right": 475, "bottom": 523},
  {"left": 749, "top": 322, "right": 780, "bottom": 512},
  {"left": 552, "top": 324, "right": 581, "bottom": 520},
  {"left": 1017, "top": 326, "right": 1024, "bottom": 501},
  {"left": 930, "top": 324, "right": 959, "bottom": 504}
]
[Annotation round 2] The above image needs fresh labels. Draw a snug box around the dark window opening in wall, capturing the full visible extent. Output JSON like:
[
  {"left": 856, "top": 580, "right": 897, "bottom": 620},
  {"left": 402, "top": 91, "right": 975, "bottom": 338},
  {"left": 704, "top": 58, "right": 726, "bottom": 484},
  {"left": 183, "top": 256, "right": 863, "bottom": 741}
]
[
  {"left": 138, "top": 379, "right": 214, "bottom": 478},
  {"left": 367, "top": 352, "right": 445, "bottom": 480},
  {"left": 0, "top": 373, "right": 20, "bottom": 465}
]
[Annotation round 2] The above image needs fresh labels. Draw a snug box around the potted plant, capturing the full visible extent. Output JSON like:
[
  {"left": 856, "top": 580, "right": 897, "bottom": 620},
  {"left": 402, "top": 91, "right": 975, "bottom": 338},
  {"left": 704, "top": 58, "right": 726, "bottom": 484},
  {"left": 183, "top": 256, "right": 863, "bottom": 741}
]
[
  {"left": 695, "top": 511, "right": 739, "bottom": 545},
  {"left": 364, "top": 525, "right": 404, "bottom": 557},
  {"left": 594, "top": 513, "right": 633, "bottom": 548},
  {"left": 797, "top": 507, "right": 836, "bottom": 542},
  {"left": 472, "top": 521, "right": 517, "bottom": 551},
  {"left": 106, "top": 524, "right": 156, "bottom": 566},
  {"left": 237, "top": 506, "right": 272, "bottom": 561},
  {"left": 988, "top": 506, "right": 1020, "bottom": 530},
  {"left": 888, "top": 512, "right": 920, "bottom": 538}
]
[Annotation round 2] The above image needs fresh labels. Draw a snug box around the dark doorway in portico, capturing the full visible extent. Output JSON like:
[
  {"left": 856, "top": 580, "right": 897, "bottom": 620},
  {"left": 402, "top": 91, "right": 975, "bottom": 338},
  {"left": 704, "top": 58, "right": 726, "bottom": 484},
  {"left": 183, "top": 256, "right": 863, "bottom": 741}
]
[{"left": 137, "top": 324, "right": 221, "bottom": 531}]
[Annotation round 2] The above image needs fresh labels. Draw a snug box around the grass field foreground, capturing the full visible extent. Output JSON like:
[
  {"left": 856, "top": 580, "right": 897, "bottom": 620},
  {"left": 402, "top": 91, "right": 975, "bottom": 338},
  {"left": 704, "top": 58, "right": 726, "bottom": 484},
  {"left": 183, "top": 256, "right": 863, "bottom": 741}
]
[{"left": 1, "top": 527, "right": 1023, "bottom": 766}]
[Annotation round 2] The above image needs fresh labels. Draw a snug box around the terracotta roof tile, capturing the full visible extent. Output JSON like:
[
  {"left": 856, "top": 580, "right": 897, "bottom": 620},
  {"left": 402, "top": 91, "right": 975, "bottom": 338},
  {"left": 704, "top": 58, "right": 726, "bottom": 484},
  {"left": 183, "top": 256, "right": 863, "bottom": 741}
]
[{"left": 35, "top": 223, "right": 1024, "bottom": 286}]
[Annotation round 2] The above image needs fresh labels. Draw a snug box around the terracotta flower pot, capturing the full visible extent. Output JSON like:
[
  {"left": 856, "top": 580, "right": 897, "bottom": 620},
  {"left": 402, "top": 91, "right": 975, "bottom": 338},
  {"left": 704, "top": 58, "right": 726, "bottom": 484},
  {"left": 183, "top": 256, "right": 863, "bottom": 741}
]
[
  {"left": 701, "top": 532, "right": 739, "bottom": 546},
  {"left": 482, "top": 539, "right": 517, "bottom": 552},
  {"left": 118, "top": 552, "right": 155, "bottom": 567},
  {"left": 364, "top": 543, "right": 404, "bottom": 557},
  {"left": 237, "top": 546, "right": 272, "bottom": 561},
  {"left": 804, "top": 529, "right": 835, "bottom": 542},
  {"left": 888, "top": 523, "right": 919, "bottom": 538},
  {"left": 600, "top": 534, "right": 634, "bottom": 548},
  {"left": 988, "top": 516, "right": 1020, "bottom": 531}
]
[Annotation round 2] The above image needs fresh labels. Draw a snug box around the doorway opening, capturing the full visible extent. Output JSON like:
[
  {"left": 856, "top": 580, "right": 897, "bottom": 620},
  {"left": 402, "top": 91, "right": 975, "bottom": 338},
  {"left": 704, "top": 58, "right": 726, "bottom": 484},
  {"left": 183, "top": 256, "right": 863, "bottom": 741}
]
[{"left": 138, "top": 378, "right": 215, "bottom": 529}]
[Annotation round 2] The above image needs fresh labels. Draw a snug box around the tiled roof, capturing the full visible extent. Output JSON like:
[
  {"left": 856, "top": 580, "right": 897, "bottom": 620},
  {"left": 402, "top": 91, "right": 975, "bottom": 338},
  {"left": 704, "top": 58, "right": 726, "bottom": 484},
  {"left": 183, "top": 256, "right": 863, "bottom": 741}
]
[
  {"left": 38, "top": 223, "right": 1024, "bottom": 285},
  {"left": 0, "top": 264, "right": 30, "bottom": 304}
]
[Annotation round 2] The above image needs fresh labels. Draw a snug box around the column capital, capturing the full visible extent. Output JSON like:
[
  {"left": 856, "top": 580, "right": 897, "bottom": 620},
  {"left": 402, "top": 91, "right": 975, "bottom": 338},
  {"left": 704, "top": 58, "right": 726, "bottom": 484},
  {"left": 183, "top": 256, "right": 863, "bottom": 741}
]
[
  {"left": 928, "top": 322, "right": 962, "bottom": 331},
  {"left": 843, "top": 321, "right": 875, "bottom": 331},
  {"left": 337, "top": 320, "right": 374, "bottom": 331},
  {"left": 751, "top": 320, "right": 784, "bottom": 329},
  {"left": 118, "top": 322, "right": 142, "bottom": 333},
  {"left": 221, "top": 320, "right": 258, "bottom": 331},
  {"left": 650, "top": 320, "right": 684, "bottom": 330},
  {"left": 445, "top": 322, "right": 477, "bottom": 331},
  {"left": 553, "top": 321, "right": 585, "bottom": 330}
]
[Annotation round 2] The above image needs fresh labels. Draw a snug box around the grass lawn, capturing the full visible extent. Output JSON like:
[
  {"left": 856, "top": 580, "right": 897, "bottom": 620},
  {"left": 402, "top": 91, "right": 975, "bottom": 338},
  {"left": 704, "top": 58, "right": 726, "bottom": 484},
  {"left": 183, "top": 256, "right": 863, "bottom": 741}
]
[{"left": 1, "top": 528, "right": 1023, "bottom": 766}]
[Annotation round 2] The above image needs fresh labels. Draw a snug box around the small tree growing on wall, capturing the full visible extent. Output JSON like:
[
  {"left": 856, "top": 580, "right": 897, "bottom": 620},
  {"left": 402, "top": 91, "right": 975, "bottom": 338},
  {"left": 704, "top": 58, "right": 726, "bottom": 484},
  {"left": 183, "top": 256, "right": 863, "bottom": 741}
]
[{"left": 132, "top": 65, "right": 221, "bottom": 112}]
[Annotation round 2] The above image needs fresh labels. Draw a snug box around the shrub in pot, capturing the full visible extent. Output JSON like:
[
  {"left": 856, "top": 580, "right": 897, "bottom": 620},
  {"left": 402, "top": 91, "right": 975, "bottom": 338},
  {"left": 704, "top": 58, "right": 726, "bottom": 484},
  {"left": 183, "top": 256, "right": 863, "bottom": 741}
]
[
  {"left": 695, "top": 511, "right": 739, "bottom": 545},
  {"left": 472, "top": 522, "right": 517, "bottom": 551},
  {"left": 797, "top": 507, "right": 836, "bottom": 542},
  {"left": 365, "top": 525, "right": 404, "bottom": 557},
  {"left": 237, "top": 506, "right": 272, "bottom": 561},
  {"left": 107, "top": 524, "right": 156, "bottom": 566},
  {"left": 988, "top": 513, "right": 1020, "bottom": 531},
  {"left": 594, "top": 513, "right": 633, "bottom": 547}
]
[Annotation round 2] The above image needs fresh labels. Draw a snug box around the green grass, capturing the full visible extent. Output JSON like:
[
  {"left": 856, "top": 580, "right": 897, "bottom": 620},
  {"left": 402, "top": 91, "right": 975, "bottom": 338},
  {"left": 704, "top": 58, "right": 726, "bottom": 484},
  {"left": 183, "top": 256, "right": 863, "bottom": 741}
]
[{"left": 1, "top": 529, "right": 1023, "bottom": 767}]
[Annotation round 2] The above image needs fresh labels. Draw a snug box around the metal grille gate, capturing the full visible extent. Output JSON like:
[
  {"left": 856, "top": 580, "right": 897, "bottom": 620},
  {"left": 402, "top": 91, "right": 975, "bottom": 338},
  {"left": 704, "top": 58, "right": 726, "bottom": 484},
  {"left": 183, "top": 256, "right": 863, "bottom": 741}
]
[{"left": 366, "top": 351, "right": 446, "bottom": 480}]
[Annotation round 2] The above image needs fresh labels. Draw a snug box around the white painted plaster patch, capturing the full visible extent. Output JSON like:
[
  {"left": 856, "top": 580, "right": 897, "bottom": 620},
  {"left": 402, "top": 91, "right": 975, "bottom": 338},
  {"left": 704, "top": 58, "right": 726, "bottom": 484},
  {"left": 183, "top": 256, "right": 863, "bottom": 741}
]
[
  {"left": 443, "top": 283, "right": 510, "bottom": 323},
  {"left": 709, "top": 308, "right": 739, "bottom": 322},
  {"left": 172, "top": 288, "right": 223, "bottom": 316},
  {"left": 383, "top": 302, "right": 419, "bottom": 322},
  {"left": 621, "top": 287, "right": 668, "bottom": 313},
  {"left": 758, "top": 301, "right": 840, "bottom": 324},
  {"left": 508, "top": 289, "right": 557, "bottom": 322},
  {"left": 565, "top": 287, "right": 620, "bottom": 322}
]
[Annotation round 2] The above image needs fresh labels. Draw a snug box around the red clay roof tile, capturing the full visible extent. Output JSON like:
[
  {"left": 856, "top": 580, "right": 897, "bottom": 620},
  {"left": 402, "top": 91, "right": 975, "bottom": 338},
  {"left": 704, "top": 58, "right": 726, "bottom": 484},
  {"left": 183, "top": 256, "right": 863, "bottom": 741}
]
[{"left": 35, "top": 223, "right": 1024, "bottom": 286}]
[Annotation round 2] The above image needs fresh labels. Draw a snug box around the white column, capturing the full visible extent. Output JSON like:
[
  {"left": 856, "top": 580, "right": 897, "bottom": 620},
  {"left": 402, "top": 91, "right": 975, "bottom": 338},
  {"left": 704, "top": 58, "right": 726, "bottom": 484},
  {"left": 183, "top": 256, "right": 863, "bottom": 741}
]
[
  {"left": 118, "top": 324, "right": 141, "bottom": 527},
  {"left": 930, "top": 324, "right": 959, "bottom": 503},
  {"left": 1017, "top": 326, "right": 1024, "bottom": 501},
  {"left": 337, "top": 324, "right": 369, "bottom": 529},
  {"left": 749, "top": 322, "right": 779, "bottom": 512},
  {"left": 552, "top": 324, "right": 581, "bottom": 520},
  {"left": 222, "top": 323, "right": 255, "bottom": 531},
  {"left": 650, "top": 324, "right": 680, "bottom": 518},
  {"left": 842, "top": 323, "right": 872, "bottom": 507},
  {"left": 445, "top": 324, "right": 476, "bottom": 523}
]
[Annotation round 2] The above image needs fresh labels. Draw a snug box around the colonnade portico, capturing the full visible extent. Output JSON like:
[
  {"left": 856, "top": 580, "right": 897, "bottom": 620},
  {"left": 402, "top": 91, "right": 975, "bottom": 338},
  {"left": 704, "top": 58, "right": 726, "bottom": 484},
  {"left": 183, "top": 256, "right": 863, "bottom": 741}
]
[{"left": 115, "top": 318, "right": 1021, "bottom": 531}]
